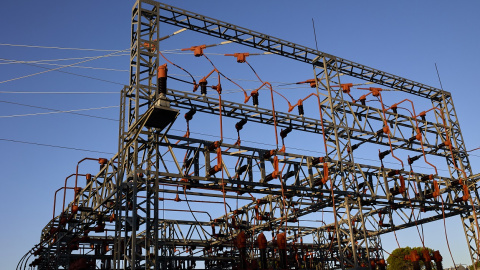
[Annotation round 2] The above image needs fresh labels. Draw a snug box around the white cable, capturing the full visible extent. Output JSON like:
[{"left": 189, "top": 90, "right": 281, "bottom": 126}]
[
  {"left": 0, "top": 105, "right": 118, "bottom": 118},
  {"left": 0, "top": 49, "right": 128, "bottom": 84},
  {"left": 0, "top": 43, "right": 125, "bottom": 52},
  {"left": 0, "top": 54, "right": 129, "bottom": 64},
  {"left": 1, "top": 61, "right": 129, "bottom": 72}
]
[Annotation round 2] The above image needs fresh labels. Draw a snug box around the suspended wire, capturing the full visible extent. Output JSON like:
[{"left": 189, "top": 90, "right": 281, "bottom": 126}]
[
  {"left": 0, "top": 55, "right": 128, "bottom": 64},
  {"left": 0, "top": 138, "right": 115, "bottom": 155},
  {"left": 0, "top": 100, "right": 118, "bottom": 121},
  {"left": 0, "top": 49, "right": 128, "bottom": 84},
  {"left": 0, "top": 50, "right": 206, "bottom": 66},
  {"left": 467, "top": 147, "right": 480, "bottom": 153},
  {"left": 0, "top": 43, "right": 125, "bottom": 52},
  {"left": 0, "top": 58, "right": 125, "bottom": 86},
  {"left": 0, "top": 105, "right": 117, "bottom": 118},
  {"left": 5, "top": 61, "right": 129, "bottom": 72}
]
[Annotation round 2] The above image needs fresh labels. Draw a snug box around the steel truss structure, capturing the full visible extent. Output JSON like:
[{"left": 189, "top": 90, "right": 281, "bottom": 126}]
[{"left": 20, "top": 0, "right": 480, "bottom": 269}]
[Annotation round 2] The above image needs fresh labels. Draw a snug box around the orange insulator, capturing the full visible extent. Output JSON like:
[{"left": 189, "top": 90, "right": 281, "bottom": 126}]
[
  {"left": 277, "top": 232, "right": 287, "bottom": 250},
  {"left": 174, "top": 194, "right": 181, "bottom": 202},
  {"left": 98, "top": 158, "right": 108, "bottom": 165},
  {"left": 181, "top": 45, "right": 207, "bottom": 57},
  {"left": 391, "top": 104, "right": 398, "bottom": 113},
  {"left": 225, "top": 53, "right": 250, "bottom": 63},
  {"left": 322, "top": 162, "right": 329, "bottom": 184},
  {"left": 85, "top": 173, "right": 92, "bottom": 181},
  {"left": 462, "top": 184, "right": 470, "bottom": 201},
  {"left": 418, "top": 111, "right": 427, "bottom": 121},
  {"left": 74, "top": 187, "right": 82, "bottom": 196},
  {"left": 433, "top": 180, "right": 440, "bottom": 198},
  {"left": 72, "top": 204, "right": 78, "bottom": 214},
  {"left": 237, "top": 231, "right": 246, "bottom": 249},
  {"left": 398, "top": 175, "right": 406, "bottom": 193},
  {"left": 370, "top": 87, "right": 382, "bottom": 97},
  {"left": 358, "top": 94, "right": 367, "bottom": 105},
  {"left": 341, "top": 83, "right": 353, "bottom": 94},
  {"left": 157, "top": 64, "right": 168, "bottom": 79},
  {"left": 157, "top": 64, "right": 168, "bottom": 96},
  {"left": 257, "top": 233, "right": 267, "bottom": 250},
  {"left": 109, "top": 214, "right": 115, "bottom": 223}
]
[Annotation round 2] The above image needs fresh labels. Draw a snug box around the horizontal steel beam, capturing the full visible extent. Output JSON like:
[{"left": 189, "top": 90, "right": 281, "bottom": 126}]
[{"left": 147, "top": 0, "right": 450, "bottom": 98}]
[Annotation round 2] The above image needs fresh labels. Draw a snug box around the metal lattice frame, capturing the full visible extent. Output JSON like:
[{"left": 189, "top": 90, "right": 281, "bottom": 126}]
[{"left": 22, "top": 0, "right": 480, "bottom": 270}]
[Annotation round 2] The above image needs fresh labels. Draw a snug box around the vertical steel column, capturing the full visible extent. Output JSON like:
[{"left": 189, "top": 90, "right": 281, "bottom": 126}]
[
  {"left": 313, "top": 55, "right": 375, "bottom": 269},
  {"left": 431, "top": 93, "right": 480, "bottom": 267},
  {"left": 114, "top": 0, "right": 159, "bottom": 269}
]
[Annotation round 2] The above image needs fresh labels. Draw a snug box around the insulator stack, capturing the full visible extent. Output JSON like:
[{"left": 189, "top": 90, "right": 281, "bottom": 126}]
[
  {"left": 257, "top": 233, "right": 267, "bottom": 269},
  {"left": 280, "top": 126, "right": 292, "bottom": 139},
  {"left": 297, "top": 104, "right": 304, "bottom": 115},
  {"left": 277, "top": 232, "right": 287, "bottom": 269},
  {"left": 199, "top": 79, "right": 208, "bottom": 96},
  {"left": 379, "top": 149, "right": 391, "bottom": 160},
  {"left": 157, "top": 64, "right": 168, "bottom": 96},
  {"left": 185, "top": 108, "right": 196, "bottom": 121},
  {"left": 252, "top": 92, "right": 259, "bottom": 106},
  {"left": 235, "top": 118, "right": 247, "bottom": 131}
]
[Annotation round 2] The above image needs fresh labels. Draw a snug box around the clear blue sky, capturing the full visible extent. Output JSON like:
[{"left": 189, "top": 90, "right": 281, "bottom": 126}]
[{"left": 1, "top": 1, "right": 480, "bottom": 269}]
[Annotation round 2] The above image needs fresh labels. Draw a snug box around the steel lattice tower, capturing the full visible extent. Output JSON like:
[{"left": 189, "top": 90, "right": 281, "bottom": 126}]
[{"left": 21, "top": 1, "right": 480, "bottom": 270}]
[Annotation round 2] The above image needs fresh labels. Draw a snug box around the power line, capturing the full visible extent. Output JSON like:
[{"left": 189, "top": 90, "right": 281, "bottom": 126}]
[
  {"left": 0, "top": 49, "right": 128, "bottom": 85},
  {"left": 0, "top": 43, "right": 183, "bottom": 53},
  {"left": 0, "top": 138, "right": 115, "bottom": 155},
  {"left": 4, "top": 61, "right": 129, "bottom": 72},
  {"left": 0, "top": 58, "right": 125, "bottom": 86},
  {"left": 0, "top": 55, "right": 128, "bottom": 64},
  {"left": 0, "top": 43, "right": 126, "bottom": 52},
  {"left": 0, "top": 100, "right": 118, "bottom": 121},
  {"left": 0, "top": 105, "right": 118, "bottom": 118}
]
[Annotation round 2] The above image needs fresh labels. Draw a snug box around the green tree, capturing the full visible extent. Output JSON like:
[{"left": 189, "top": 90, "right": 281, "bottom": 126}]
[{"left": 387, "top": 246, "right": 436, "bottom": 270}]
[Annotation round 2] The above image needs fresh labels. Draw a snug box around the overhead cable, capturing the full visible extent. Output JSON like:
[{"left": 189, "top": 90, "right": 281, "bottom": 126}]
[
  {"left": 0, "top": 105, "right": 118, "bottom": 118},
  {"left": 0, "top": 49, "right": 128, "bottom": 84},
  {"left": 0, "top": 138, "right": 115, "bottom": 155},
  {"left": 0, "top": 100, "right": 117, "bottom": 121}
]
